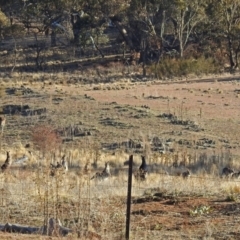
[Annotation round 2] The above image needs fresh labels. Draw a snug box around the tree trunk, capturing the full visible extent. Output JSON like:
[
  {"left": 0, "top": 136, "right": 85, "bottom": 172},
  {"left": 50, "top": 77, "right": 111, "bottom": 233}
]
[
  {"left": 227, "top": 35, "right": 235, "bottom": 69},
  {"left": 234, "top": 44, "right": 240, "bottom": 70},
  {"left": 71, "top": 14, "right": 81, "bottom": 45},
  {"left": 160, "top": 10, "right": 166, "bottom": 55},
  {"left": 178, "top": 10, "right": 185, "bottom": 58},
  {"left": 141, "top": 39, "right": 148, "bottom": 77},
  {"left": 51, "top": 30, "right": 57, "bottom": 47},
  {"left": 179, "top": 41, "right": 184, "bottom": 58},
  {"left": 234, "top": 51, "right": 239, "bottom": 69},
  {"left": 72, "top": 29, "right": 80, "bottom": 45}
]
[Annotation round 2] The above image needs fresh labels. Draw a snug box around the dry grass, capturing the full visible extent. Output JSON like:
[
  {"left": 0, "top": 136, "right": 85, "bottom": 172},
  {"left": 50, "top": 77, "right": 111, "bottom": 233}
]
[
  {"left": 1, "top": 166, "right": 240, "bottom": 239},
  {"left": 1, "top": 73, "right": 240, "bottom": 238}
]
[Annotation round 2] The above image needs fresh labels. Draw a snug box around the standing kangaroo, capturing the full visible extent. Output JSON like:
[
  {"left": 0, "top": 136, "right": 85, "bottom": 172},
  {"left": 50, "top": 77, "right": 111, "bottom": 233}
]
[
  {"left": 1, "top": 151, "right": 11, "bottom": 173},
  {"left": 134, "top": 156, "right": 148, "bottom": 181},
  {"left": 0, "top": 116, "right": 6, "bottom": 135},
  {"left": 91, "top": 162, "right": 111, "bottom": 181}
]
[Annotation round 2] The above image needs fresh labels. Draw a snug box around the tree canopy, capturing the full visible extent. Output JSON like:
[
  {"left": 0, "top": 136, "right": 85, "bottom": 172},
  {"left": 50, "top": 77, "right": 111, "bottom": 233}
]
[{"left": 0, "top": 0, "right": 240, "bottom": 70}]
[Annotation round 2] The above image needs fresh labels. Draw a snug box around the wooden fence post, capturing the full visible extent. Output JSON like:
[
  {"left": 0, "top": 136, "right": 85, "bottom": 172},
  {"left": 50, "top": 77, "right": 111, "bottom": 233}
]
[{"left": 125, "top": 155, "right": 133, "bottom": 240}]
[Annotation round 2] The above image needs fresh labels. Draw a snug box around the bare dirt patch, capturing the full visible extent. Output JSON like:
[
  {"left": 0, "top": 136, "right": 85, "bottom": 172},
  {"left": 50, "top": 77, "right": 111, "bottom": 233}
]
[{"left": 131, "top": 194, "right": 240, "bottom": 239}]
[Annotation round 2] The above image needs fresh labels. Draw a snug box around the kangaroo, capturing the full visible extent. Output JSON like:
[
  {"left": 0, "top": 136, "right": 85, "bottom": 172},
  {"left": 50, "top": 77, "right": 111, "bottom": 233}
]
[
  {"left": 1, "top": 151, "right": 11, "bottom": 173},
  {"left": 222, "top": 167, "right": 234, "bottom": 178},
  {"left": 0, "top": 116, "right": 6, "bottom": 135},
  {"left": 134, "top": 156, "right": 148, "bottom": 181},
  {"left": 91, "top": 162, "right": 111, "bottom": 181},
  {"left": 181, "top": 169, "right": 191, "bottom": 179},
  {"left": 50, "top": 155, "right": 68, "bottom": 177}
]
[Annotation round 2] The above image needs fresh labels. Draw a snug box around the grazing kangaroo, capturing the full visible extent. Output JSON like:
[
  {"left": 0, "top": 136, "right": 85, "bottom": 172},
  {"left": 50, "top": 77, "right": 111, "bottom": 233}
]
[
  {"left": 91, "top": 162, "right": 111, "bottom": 181},
  {"left": 1, "top": 151, "right": 11, "bottom": 173},
  {"left": 61, "top": 155, "right": 68, "bottom": 172},
  {"left": 222, "top": 167, "right": 234, "bottom": 178},
  {"left": 50, "top": 163, "right": 60, "bottom": 177},
  {"left": 50, "top": 155, "right": 68, "bottom": 177},
  {"left": 0, "top": 116, "right": 6, "bottom": 135},
  {"left": 83, "top": 162, "right": 91, "bottom": 175},
  {"left": 181, "top": 169, "right": 191, "bottom": 179},
  {"left": 134, "top": 156, "right": 148, "bottom": 181}
]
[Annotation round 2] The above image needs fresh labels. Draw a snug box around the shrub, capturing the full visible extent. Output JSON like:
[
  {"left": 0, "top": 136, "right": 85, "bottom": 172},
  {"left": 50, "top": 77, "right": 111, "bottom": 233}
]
[
  {"left": 149, "top": 57, "right": 220, "bottom": 79},
  {"left": 31, "top": 124, "right": 62, "bottom": 154}
]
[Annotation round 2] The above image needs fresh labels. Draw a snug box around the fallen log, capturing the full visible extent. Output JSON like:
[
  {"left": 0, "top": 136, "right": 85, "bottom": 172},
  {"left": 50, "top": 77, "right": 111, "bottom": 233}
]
[
  {"left": 0, "top": 218, "right": 72, "bottom": 236},
  {"left": 1, "top": 223, "right": 40, "bottom": 234}
]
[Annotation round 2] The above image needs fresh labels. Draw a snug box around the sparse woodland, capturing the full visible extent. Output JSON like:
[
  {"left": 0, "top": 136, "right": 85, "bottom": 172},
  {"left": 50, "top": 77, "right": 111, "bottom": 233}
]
[
  {"left": 0, "top": 0, "right": 240, "bottom": 76},
  {"left": 1, "top": 0, "right": 240, "bottom": 240}
]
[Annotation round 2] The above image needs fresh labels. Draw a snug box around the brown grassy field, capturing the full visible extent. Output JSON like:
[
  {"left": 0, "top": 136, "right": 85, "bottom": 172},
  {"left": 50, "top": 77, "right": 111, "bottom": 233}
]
[{"left": 1, "top": 71, "right": 240, "bottom": 239}]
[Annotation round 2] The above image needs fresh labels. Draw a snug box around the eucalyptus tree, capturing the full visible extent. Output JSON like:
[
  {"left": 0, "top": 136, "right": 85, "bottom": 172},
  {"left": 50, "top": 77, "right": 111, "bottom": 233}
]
[
  {"left": 19, "top": 0, "right": 71, "bottom": 46},
  {"left": 68, "top": 1, "right": 111, "bottom": 58},
  {"left": 109, "top": 0, "right": 172, "bottom": 76},
  {"left": 205, "top": 0, "right": 240, "bottom": 69},
  {"left": 0, "top": 0, "right": 27, "bottom": 38},
  {"left": 108, "top": 0, "right": 207, "bottom": 63},
  {"left": 0, "top": 0, "right": 69, "bottom": 43},
  {"left": 168, "top": 0, "right": 207, "bottom": 58}
]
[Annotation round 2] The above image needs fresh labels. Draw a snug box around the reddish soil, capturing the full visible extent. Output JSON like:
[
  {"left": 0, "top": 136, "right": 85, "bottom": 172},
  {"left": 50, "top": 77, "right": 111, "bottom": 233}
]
[{"left": 130, "top": 195, "right": 240, "bottom": 239}]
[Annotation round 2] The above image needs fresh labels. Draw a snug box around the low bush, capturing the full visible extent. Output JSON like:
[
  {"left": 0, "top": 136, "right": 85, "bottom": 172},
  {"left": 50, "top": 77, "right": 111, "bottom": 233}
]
[
  {"left": 31, "top": 124, "right": 62, "bottom": 154},
  {"left": 149, "top": 57, "right": 220, "bottom": 79}
]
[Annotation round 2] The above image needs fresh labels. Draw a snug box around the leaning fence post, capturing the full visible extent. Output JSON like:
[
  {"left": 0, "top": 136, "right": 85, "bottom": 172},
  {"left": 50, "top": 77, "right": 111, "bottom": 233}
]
[{"left": 125, "top": 155, "right": 133, "bottom": 240}]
